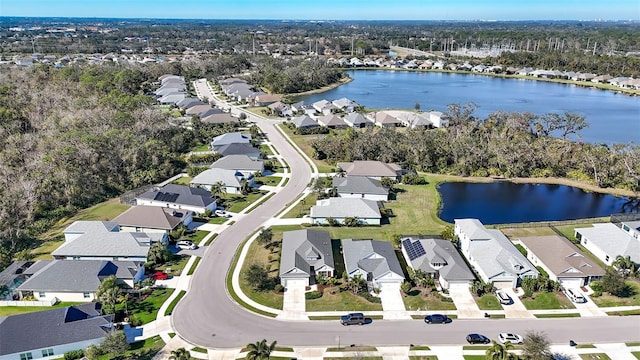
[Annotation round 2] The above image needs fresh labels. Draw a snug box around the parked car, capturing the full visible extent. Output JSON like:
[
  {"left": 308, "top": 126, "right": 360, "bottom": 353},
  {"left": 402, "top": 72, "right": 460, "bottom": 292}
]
[
  {"left": 150, "top": 271, "right": 169, "bottom": 280},
  {"left": 466, "top": 333, "right": 491, "bottom": 344},
  {"left": 340, "top": 313, "right": 366, "bottom": 326},
  {"left": 176, "top": 240, "right": 198, "bottom": 250},
  {"left": 565, "top": 288, "right": 586, "bottom": 303},
  {"left": 424, "top": 314, "right": 450, "bottom": 324},
  {"left": 215, "top": 209, "right": 231, "bottom": 218},
  {"left": 498, "top": 333, "right": 523, "bottom": 344},
  {"left": 495, "top": 289, "right": 513, "bottom": 305}
]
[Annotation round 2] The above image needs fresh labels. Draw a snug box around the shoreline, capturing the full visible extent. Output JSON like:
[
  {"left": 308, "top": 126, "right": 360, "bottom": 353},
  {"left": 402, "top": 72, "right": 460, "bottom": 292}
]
[{"left": 287, "top": 76, "right": 354, "bottom": 98}]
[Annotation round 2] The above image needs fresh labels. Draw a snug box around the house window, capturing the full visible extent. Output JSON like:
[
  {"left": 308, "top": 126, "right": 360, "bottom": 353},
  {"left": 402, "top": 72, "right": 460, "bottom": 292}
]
[
  {"left": 83, "top": 292, "right": 91, "bottom": 298},
  {"left": 38, "top": 292, "right": 45, "bottom": 298},
  {"left": 42, "top": 349, "right": 54, "bottom": 357},
  {"left": 20, "top": 353, "right": 33, "bottom": 360}
]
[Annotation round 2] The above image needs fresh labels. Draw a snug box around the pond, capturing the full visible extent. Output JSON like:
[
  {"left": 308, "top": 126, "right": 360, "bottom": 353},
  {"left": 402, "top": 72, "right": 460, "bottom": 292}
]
[{"left": 437, "top": 181, "right": 636, "bottom": 224}]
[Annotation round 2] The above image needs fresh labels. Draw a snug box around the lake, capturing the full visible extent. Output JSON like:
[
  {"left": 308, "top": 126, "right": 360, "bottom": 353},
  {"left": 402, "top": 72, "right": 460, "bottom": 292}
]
[
  {"left": 299, "top": 70, "right": 640, "bottom": 144},
  {"left": 437, "top": 181, "right": 635, "bottom": 224}
]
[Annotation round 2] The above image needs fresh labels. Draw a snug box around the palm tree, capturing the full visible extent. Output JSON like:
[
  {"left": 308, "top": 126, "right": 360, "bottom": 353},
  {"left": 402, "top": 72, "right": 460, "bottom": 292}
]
[
  {"left": 485, "top": 341, "right": 516, "bottom": 360},
  {"left": 210, "top": 181, "right": 226, "bottom": 200},
  {"left": 240, "top": 179, "right": 252, "bottom": 196},
  {"left": 612, "top": 255, "right": 636, "bottom": 277},
  {"left": 169, "top": 347, "right": 191, "bottom": 360},
  {"left": 246, "top": 339, "right": 277, "bottom": 360}
]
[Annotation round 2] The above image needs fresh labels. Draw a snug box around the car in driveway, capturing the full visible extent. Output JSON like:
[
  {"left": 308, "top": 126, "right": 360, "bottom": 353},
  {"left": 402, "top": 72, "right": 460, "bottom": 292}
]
[
  {"left": 176, "top": 240, "right": 198, "bottom": 250},
  {"left": 215, "top": 210, "right": 231, "bottom": 218},
  {"left": 150, "top": 271, "right": 169, "bottom": 280},
  {"left": 565, "top": 288, "right": 586, "bottom": 303},
  {"left": 498, "top": 333, "right": 523, "bottom": 344},
  {"left": 466, "top": 333, "right": 491, "bottom": 344},
  {"left": 496, "top": 289, "right": 513, "bottom": 305},
  {"left": 424, "top": 314, "right": 451, "bottom": 324},
  {"left": 340, "top": 313, "right": 366, "bottom": 326}
]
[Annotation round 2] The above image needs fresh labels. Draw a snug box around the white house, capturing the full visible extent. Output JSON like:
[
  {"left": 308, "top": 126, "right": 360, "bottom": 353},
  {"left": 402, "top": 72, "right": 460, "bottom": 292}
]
[
  {"left": 333, "top": 176, "right": 389, "bottom": 201},
  {"left": 112, "top": 205, "right": 192, "bottom": 235},
  {"left": 575, "top": 223, "right": 640, "bottom": 266},
  {"left": 190, "top": 168, "right": 249, "bottom": 194},
  {"left": 342, "top": 239, "right": 405, "bottom": 289},
  {"left": 279, "top": 229, "right": 335, "bottom": 288},
  {"left": 135, "top": 184, "right": 217, "bottom": 214},
  {"left": 310, "top": 198, "right": 381, "bottom": 226}
]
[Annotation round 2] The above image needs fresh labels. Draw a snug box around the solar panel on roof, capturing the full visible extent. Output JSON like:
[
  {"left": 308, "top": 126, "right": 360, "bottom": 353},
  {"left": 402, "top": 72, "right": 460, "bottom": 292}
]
[
  {"left": 403, "top": 238, "right": 426, "bottom": 261},
  {"left": 154, "top": 192, "right": 179, "bottom": 202}
]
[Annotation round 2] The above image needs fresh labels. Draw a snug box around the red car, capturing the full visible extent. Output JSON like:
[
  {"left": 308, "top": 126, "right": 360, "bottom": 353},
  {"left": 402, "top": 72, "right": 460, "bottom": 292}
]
[{"left": 150, "top": 271, "right": 169, "bottom": 280}]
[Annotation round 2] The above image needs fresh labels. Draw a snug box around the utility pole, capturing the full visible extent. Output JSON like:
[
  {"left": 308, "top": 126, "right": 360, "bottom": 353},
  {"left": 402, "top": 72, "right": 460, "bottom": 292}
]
[
  {"left": 351, "top": 37, "right": 354, "bottom": 56},
  {"left": 593, "top": 42, "right": 597, "bottom": 56}
]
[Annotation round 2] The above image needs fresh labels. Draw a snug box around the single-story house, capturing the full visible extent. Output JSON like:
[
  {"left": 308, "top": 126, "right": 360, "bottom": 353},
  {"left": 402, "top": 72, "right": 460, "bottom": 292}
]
[
  {"left": 575, "top": 223, "right": 640, "bottom": 266},
  {"left": 621, "top": 220, "right": 640, "bottom": 239},
  {"left": 197, "top": 108, "right": 224, "bottom": 119},
  {"left": 312, "top": 100, "right": 337, "bottom": 115},
  {"left": 427, "top": 111, "right": 448, "bottom": 127},
  {"left": 290, "top": 101, "right": 312, "bottom": 114},
  {"left": 214, "top": 142, "right": 261, "bottom": 160},
  {"left": 336, "top": 160, "right": 404, "bottom": 181},
  {"left": 135, "top": 184, "right": 217, "bottom": 214},
  {"left": 155, "top": 86, "right": 185, "bottom": 97},
  {"left": 190, "top": 168, "right": 250, "bottom": 194},
  {"left": 455, "top": 219, "right": 538, "bottom": 288},
  {"left": 0, "top": 303, "right": 112, "bottom": 360},
  {"left": 253, "top": 94, "right": 281, "bottom": 106},
  {"left": 520, "top": 235, "right": 604, "bottom": 288},
  {"left": 310, "top": 198, "right": 381, "bottom": 226},
  {"left": 201, "top": 112, "right": 239, "bottom": 125},
  {"left": 279, "top": 229, "right": 335, "bottom": 288},
  {"left": 158, "top": 93, "right": 186, "bottom": 105},
  {"left": 112, "top": 205, "right": 193, "bottom": 235},
  {"left": 210, "top": 154, "right": 264, "bottom": 177},
  {"left": 16, "top": 260, "right": 143, "bottom": 302},
  {"left": 317, "top": 114, "right": 347, "bottom": 129},
  {"left": 342, "top": 239, "right": 405, "bottom": 289},
  {"left": 401, "top": 237, "right": 475, "bottom": 290},
  {"left": 371, "top": 112, "right": 401, "bottom": 128},
  {"left": 343, "top": 112, "right": 374, "bottom": 128},
  {"left": 210, "top": 132, "right": 252, "bottom": 150},
  {"left": 177, "top": 98, "right": 206, "bottom": 110},
  {"left": 332, "top": 97, "right": 358, "bottom": 112},
  {"left": 186, "top": 104, "right": 214, "bottom": 116},
  {"left": 291, "top": 115, "right": 319, "bottom": 129},
  {"left": 267, "top": 101, "right": 293, "bottom": 117},
  {"left": 333, "top": 176, "right": 389, "bottom": 201}
]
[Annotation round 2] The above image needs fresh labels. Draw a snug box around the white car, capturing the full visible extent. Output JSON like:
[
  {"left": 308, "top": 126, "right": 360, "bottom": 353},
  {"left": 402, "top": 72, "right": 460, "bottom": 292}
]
[
  {"left": 498, "top": 333, "right": 523, "bottom": 344},
  {"left": 215, "top": 210, "right": 231, "bottom": 218},
  {"left": 565, "top": 288, "right": 586, "bottom": 303},
  {"left": 176, "top": 241, "right": 197, "bottom": 250},
  {"left": 495, "top": 289, "right": 513, "bottom": 305}
]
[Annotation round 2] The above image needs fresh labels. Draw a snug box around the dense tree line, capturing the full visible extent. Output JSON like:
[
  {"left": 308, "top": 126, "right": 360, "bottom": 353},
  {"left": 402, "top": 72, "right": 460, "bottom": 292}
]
[
  {"left": 249, "top": 57, "right": 345, "bottom": 94},
  {"left": 310, "top": 104, "right": 640, "bottom": 192},
  {"left": 0, "top": 63, "right": 195, "bottom": 269}
]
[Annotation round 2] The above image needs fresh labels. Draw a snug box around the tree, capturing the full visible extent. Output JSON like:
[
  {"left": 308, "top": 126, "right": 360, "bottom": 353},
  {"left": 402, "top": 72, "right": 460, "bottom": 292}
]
[
  {"left": 246, "top": 339, "right": 277, "bottom": 360},
  {"left": 486, "top": 341, "right": 516, "bottom": 360},
  {"left": 96, "top": 275, "right": 122, "bottom": 314},
  {"left": 245, "top": 263, "right": 272, "bottom": 291},
  {"left": 84, "top": 344, "right": 102, "bottom": 360},
  {"left": 147, "top": 241, "right": 171, "bottom": 265},
  {"left": 347, "top": 274, "right": 366, "bottom": 294},
  {"left": 169, "top": 347, "right": 191, "bottom": 360},
  {"left": 601, "top": 267, "right": 627, "bottom": 296},
  {"left": 101, "top": 330, "right": 129, "bottom": 356},
  {"left": 401, "top": 281, "right": 412, "bottom": 294},
  {"left": 343, "top": 217, "right": 360, "bottom": 227},
  {"left": 257, "top": 228, "right": 273, "bottom": 247},
  {"left": 612, "top": 255, "right": 636, "bottom": 277},
  {"left": 440, "top": 225, "right": 455, "bottom": 241},
  {"left": 522, "top": 331, "right": 553, "bottom": 360},
  {"left": 380, "top": 177, "right": 396, "bottom": 190},
  {"left": 210, "top": 181, "right": 226, "bottom": 200},
  {"left": 240, "top": 179, "right": 252, "bottom": 196}
]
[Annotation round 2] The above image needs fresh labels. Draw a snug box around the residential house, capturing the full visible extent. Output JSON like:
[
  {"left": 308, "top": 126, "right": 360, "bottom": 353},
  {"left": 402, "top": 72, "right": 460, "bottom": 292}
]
[
  {"left": 210, "top": 132, "right": 252, "bottom": 150},
  {"left": 253, "top": 94, "right": 281, "bottom": 106},
  {"left": 332, "top": 98, "right": 358, "bottom": 112},
  {"left": 575, "top": 223, "right": 640, "bottom": 266},
  {"left": 343, "top": 112, "right": 373, "bottom": 128},
  {"left": 197, "top": 108, "right": 224, "bottom": 119},
  {"left": 520, "top": 236, "right": 604, "bottom": 288},
  {"left": 136, "top": 184, "right": 217, "bottom": 214},
  {"left": 210, "top": 154, "right": 264, "bottom": 177},
  {"left": 427, "top": 111, "right": 448, "bottom": 128},
  {"left": 190, "top": 168, "right": 249, "bottom": 194},
  {"left": 317, "top": 114, "right": 347, "bottom": 129},
  {"left": 155, "top": 86, "right": 186, "bottom": 97},
  {"left": 176, "top": 98, "right": 206, "bottom": 110},
  {"left": 112, "top": 205, "right": 192, "bottom": 235},
  {"left": 16, "top": 260, "right": 143, "bottom": 302},
  {"left": 158, "top": 93, "right": 186, "bottom": 105},
  {"left": 291, "top": 115, "right": 319, "bottom": 129},
  {"left": 401, "top": 237, "right": 475, "bottom": 290},
  {"left": 186, "top": 104, "right": 213, "bottom": 116},
  {"left": 336, "top": 160, "right": 404, "bottom": 181},
  {"left": 215, "top": 142, "right": 261, "bottom": 160},
  {"left": 592, "top": 75, "right": 612, "bottom": 84},
  {"left": 333, "top": 176, "right": 389, "bottom": 201},
  {"left": 312, "top": 100, "right": 337, "bottom": 115},
  {"left": 455, "top": 219, "right": 538, "bottom": 288},
  {"left": 0, "top": 303, "right": 112, "bottom": 360},
  {"left": 279, "top": 229, "right": 335, "bottom": 287},
  {"left": 267, "top": 101, "right": 293, "bottom": 117},
  {"left": 290, "top": 101, "right": 311, "bottom": 114},
  {"left": 310, "top": 198, "right": 381, "bottom": 225},
  {"left": 397, "top": 112, "right": 432, "bottom": 129},
  {"left": 342, "top": 239, "right": 404, "bottom": 289},
  {"left": 621, "top": 220, "right": 640, "bottom": 239},
  {"left": 371, "top": 112, "right": 401, "bottom": 128},
  {"left": 201, "top": 112, "right": 239, "bottom": 125}
]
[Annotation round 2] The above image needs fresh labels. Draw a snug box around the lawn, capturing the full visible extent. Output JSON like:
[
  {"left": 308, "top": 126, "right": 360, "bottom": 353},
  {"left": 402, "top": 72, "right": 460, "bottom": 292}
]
[
  {"left": 408, "top": 356, "right": 438, "bottom": 360},
  {"left": 277, "top": 123, "right": 335, "bottom": 173},
  {"left": 474, "top": 294, "right": 503, "bottom": 310},
  {"left": 222, "top": 191, "right": 268, "bottom": 213},
  {"left": 632, "top": 352, "right": 640, "bottom": 360},
  {"left": 499, "top": 226, "right": 557, "bottom": 238},
  {"left": 579, "top": 354, "right": 611, "bottom": 360},
  {"left": 123, "top": 288, "right": 172, "bottom": 324},
  {"left": 0, "top": 301, "right": 85, "bottom": 316},
  {"left": 239, "top": 236, "right": 284, "bottom": 310},
  {"left": 172, "top": 175, "right": 193, "bottom": 185},
  {"left": 98, "top": 335, "right": 164, "bottom": 360},
  {"left": 208, "top": 216, "right": 230, "bottom": 224},
  {"left": 463, "top": 356, "right": 487, "bottom": 360},
  {"left": 282, "top": 193, "right": 318, "bottom": 218},
  {"left": 521, "top": 291, "right": 575, "bottom": 310},
  {"left": 591, "top": 279, "right": 640, "bottom": 307},
  {"left": 535, "top": 313, "right": 581, "bottom": 318},
  {"left": 255, "top": 175, "right": 283, "bottom": 186},
  {"left": 260, "top": 144, "right": 274, "bottom": 156},
  {"left": 156, "top": 254, "right": 191, "bottom": 276},
  {"left": 192, "top": 143, "right": 210, "bottom": 152},
  {"left": 403, "top": 289, "right": 457, "bottom": 311},
  {"left": 306, "top": 287, "right": 383, "bottom": 311},
  {"left": 165, "top": 290, "right": 186, "bottom": 315}
]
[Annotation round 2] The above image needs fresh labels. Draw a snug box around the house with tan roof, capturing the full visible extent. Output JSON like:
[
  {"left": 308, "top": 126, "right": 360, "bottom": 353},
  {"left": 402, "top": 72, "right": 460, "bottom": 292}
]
[
  {"left": 371, "top": 112, "right": 401, "bottom": 128},
  {"left": 112, "top": 205, "right": 192, "bottom": 235},
  {"left": 520, "top": 235, "right": 604, "bottom": 288},
  {"left": 317, "top": 114, "right": 347, "bottom": 129},
  {"left": 336, "top": 160, "right": 404, "bottom": 181}
]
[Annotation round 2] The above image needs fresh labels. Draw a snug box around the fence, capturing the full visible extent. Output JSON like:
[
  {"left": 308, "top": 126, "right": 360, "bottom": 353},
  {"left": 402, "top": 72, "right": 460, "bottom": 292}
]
[
  {"left": 489, "top": 216, "right": 611, "bottom": 230},
  {"left": 0, "top": 298, "right": 57, "bottom": 307},
  {"left": 119, "top": 185, "right": 156, "bottom": 205}
]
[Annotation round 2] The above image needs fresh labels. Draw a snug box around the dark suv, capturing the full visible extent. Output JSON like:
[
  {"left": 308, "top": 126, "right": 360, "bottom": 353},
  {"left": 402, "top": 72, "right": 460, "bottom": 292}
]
[
  {"left": 424, "top": 314, "right": 450, "bottom": 324},
  {"left": 340, "top": 313, "right": 366, "bottom": 326}
]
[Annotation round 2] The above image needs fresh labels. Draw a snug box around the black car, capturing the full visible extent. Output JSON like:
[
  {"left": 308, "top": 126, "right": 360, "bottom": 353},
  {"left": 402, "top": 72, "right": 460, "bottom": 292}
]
[
  {"left": 466, "top": 333, "right": 491, "bottom": 344},
  {"left": 424, "top": 314, "right": 450, "bottom": 324},
  {"left": 340, "top": 313, "right": 366, "bottom": 326}
]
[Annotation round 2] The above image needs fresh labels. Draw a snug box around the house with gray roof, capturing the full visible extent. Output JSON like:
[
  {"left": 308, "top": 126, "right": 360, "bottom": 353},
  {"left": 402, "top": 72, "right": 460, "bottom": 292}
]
[
  {"left": 210, "top": 154, "right": 264, "bottom": 177},
  {"left": 455, "top": 219, "right": 538, "bottom": 288},
  {"left": 53, "top": 221, "right": 163, "bottom": 262},
  {"left": 401, "top": 237, "right": 475, "bottom": 290},
  {"left": 215, "top": 142, "right": 261, "bottom": 160},
  {"left": 342, "top": 239, "right": 404, "bottom": 289},
  {"left": 332, "top": 97, "right": 358, "bottom": 112},
  {"left": 198, "top": 108, "right": 224, "bottom": 119},
  {"left": 191, "top": 168, "right": 250, "bottom": 194},
  {"left": 201, "top": 112, "right": 239, "bottom": 125},
  {"left": 291, "top": 115, "right": 319, "bottom": 129},
  {"left": 112, "top": 205, "right": 193, "bottom": 235},
  {"left": 16, "top": 260, "right": 143, "bottom": 302},
  {"left": 267, "top": 101, "right": 293, "bottom": 117},
  {"left": 520, "top": 235, "right": 604, "bottom": 288},
  {"left": 312, "top": 100, "right": 337, "bottom": 115},
  {"left": 333, "top": 176, "right": 388, "bottom": 201},
  {"left": 317, "top": 114, "right": 347, "bottom": 129},
  {"left": 177, "top": 98, "right": 205, "bottom": 110},
  {"left": 158, "top": 92, "right": 186, "bottom": 105},
  {"left": 135, "top": 184, "right": 217, "bottom": 214},
  {"left": 343, "top": 112, "right": 373, "bottom": 128},
  {"left": 575, "top": 223, "right": 640, "bottom": 266},
  {"left": 336, "top": 160, "right": 404, "bottom": 181},
  {"left": 279, "top": 230, "right": 335, "bottom": 288},
  {"left": 186, "top": 104, "right": 214, "bottom": 116},
  {"left": 621, "top": 220, "right": 640, "bottom": 240},
  {"left": 0, "top": 303, "right": 112, "bottom": 360},
  {"left": 210, "top": 132, "right": 252, "bottom": 150},
  {"left": 310, "top": 198, "right": 381, "bottom": 225},
  {"left": 155, "top": 86, "right": 186, "bottom": 97}
]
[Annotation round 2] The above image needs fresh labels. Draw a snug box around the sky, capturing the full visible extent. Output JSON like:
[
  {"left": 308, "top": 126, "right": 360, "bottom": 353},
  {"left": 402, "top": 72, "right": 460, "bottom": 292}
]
[{"left": 1, "top": 0, "right": 639, "bottom": 21}]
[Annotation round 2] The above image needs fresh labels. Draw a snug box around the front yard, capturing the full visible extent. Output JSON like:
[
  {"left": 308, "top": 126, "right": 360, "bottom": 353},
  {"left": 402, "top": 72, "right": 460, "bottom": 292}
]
[
  {"left": 521, "top": 291, "right": 575, "bottom": 310},
  {"left": 474, "top": 294, "right": 504, "bottom": 310},
  {"left": 590, "top": 279, "right": 640, "bottom": 307},
  {"left": 222, "top": 190, "right": 268, "bottom": 213},
  {"left": 403, "top": 289, "right": 457, "bottom": 311},
  {"left": 239, "top": 232, "right": 284, "bottom": 310},
  {"left": 306, "top": 287, "right": 383, "bottom": 311},
  {"left": 118, "top": 288, "right": 173, "bottom": 324}
]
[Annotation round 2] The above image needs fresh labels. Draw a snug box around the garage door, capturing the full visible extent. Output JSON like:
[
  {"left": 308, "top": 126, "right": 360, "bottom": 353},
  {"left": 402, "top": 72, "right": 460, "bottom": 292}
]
[
  {"left": 560, "top": 278, "right": 583, "bottom": 289},
  {"left": 493, "top": 281, "right": 514, "bottom": 289}
]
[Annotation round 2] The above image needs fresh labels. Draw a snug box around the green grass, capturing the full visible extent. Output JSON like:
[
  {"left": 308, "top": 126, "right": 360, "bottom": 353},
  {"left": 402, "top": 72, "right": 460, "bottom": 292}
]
[
  {"left": 463, "top": 345, "right": 491, "bottom": 350},
  {"left": 606, "top": 309, "right": 640, "bottom": 316},
  {"left": 239, "top": 236, "right": 284, "bottom": 310},
  {"left": 165, "top": 290, "right": 186, "bottom": 316},
  {"left": 464, "top": 356, "right": 487, "bottom": 360},
  {"left": 156, "top": 254, "right": 191, "bottom": 275},
  {"left": 409, "top": 346, "right": 431, "bottom": 351},
  {"left": 192, "top": 346, "right": 208, "bottom": 353},
  {"left": 626, "top": 342, "right": 640, "bottom": 347},
  {"left": 591, "top": 280, "right": 640, "bottom": 307},
  {"left": 409, "top": 357, "right": 438, "bottom": 360},
  {"left": 187, "top": 257, "right": 202, "bottom": 275},
  {"left": 403, "top": 289, "right": 457, "bottom": 311},
  {"left": 309, "top": 315, "right": 341, "bottom": 320},
  {"left": 97, "top": 335, "right": 164, "bottom": 360},
  {"left": 535, "top": 313, "right": 581, "bottom": 318},
  {"left": 277, "top": 124, "right": 334, "bottom": 173},
  {"left": 282, "top": 193, "right": 318, "bottom": 218},
  {"left": 125, "top": 288, "right": 172, "bottom": 324},
  {"left": 185, "top": 230, "right": 210, "bottom": 244},
  {"left": 0, "top": 301, "right": 85, "bottom": 316},
  {"left": 259, "top": 144, "right": 274, "bottom": 156},
  {"left": 579, "top": 354, "right": 611, "bottom": 360},
  {"left": 208, "top": 216, "right": 229, "bottom": 224},
  {"left": 521, "top": 291, "right": 575, "bottom": 310},
  {"left": 326, "top": 346, "right": 378, "bottom": 352},
  {"left": 475, "top": 294, "right": 503, "bottom": 310},
  {"left": 172, "top": 176, "right": 193, "bottom": 185},
  {"left": 632, "top": 352, "right": 640, "bottom": 360},
  {"left": 223, "top": 191, "right": 267, "bottom": 213},
  {"left": 192, "top": 143, "right": 210, "bottom": 152},
  {"left": 306, "top": 288, "right": 383, "bottom": 311},
  {"left": 247, "top": 193, "right": 275, "bottom": 213},
  {"left": 203, "top": 233, "right": 218, "bottom": 246},
  {"left": 576, "top": 344, "right": 597, "bottom": 348},
  {"left": 255, "top": 175, "right": 283, "bottom": 186},
  {"left": 31, "top": 239, "right": 65, "bottom": 260}
]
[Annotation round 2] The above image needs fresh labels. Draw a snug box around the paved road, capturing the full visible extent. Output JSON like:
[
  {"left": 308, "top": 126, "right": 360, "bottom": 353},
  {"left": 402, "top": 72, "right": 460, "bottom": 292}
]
[{"left": 174, "top": 81, "right": 640, "bottom": 349}]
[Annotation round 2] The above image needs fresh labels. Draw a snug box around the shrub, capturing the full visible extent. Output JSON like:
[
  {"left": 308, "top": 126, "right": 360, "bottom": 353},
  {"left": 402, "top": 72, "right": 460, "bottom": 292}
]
[
  {"left": 64, "top": 350, "right": 85, "bottom": 360},
  {"left": 359, "top": 291, "right": 382, "bottom": 303},
  {"left": 305, "top": 290, "right": 323, "bottom": 300},
  {"left": 401, "top": 281, "right": 412, "bottom": 294},
  {"left": 274, "top": 284, "right": 284, "bottom": 293},
  {"left": 402, "top": 174, "right": 427, "bottom": 184}
]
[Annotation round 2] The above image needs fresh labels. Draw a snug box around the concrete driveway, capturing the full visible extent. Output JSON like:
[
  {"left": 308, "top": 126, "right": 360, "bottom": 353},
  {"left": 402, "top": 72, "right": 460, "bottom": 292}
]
[
  {"left": 278, "top": 279, "right": 307, "bottom": 320},
  {"left": 448, "top": 286, "right": 484, "bottom": 319},
  {"left": 171, "top": 246, "right": 206, "bottom": 257},
  {"left": 573, "top": 294, "right": 606, "bottom": 317},
  {"left": 379, "top": 283, "right": 411, "bottom": 319},
  {"left": 501, "top": 288, "right": 535, "bottom": 318}
]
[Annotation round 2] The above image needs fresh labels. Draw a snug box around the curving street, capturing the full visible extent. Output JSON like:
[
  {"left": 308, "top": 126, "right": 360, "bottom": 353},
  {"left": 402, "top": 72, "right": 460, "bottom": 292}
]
[{"left": 173, "top": 81, "right": 640, "bottom": 349}]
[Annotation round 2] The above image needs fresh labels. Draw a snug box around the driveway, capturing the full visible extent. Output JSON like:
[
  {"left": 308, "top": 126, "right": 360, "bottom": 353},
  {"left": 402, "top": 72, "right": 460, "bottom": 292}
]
[
  {"left": 448, "top": 286, "right": 484, "bottom": 319},
  {"left": 573, "top": 294, "right": 607, "bottom": 317},
  {"left": 501, "top": 288, "right": 535, "bottom": 319},
  {"left": 171, "top": 246, "right": 206, "bottom": 257},
  {"left": 379, "top": 283, "right": 411, "bottom": 320},
  {"left": 278, "top": 279, "right": 307, "bottom": 320}
]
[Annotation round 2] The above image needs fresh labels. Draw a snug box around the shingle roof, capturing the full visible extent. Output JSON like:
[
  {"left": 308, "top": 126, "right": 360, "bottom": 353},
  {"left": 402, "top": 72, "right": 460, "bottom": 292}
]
[
  {"left": 176, "top": 98, "right": 205, "bottom": 110},
  {"left": 186, "top": 104, "right": 213, "bottom": 115},
  {"left": 343, "top": 113, "right": 372, "bottom": 126},
  {"left": 372, "top": 112, "right": 400, "bottom": 124},
  {"left": 17, "top": 260, "right": 141, "bottom": 292},
  {"left": 0, "top": 303, "right": 111, "bottom": 356},
  {"left": 317, "top": 114, "right": 347, "bottom": 127},
  {"left": 215, "top": 143, "right": 260, "bottom": 157},
  {"left": 402, "top": 237, "right": 475, "bottom": 282},
  {"left": 280, "top": 230, "right": 335, "bottom": 278},
  {"left": 336, "top": 161, "right": 403, "bottom": 178},
  {"left": 211, "top": 132, "right": 252, "bottom": 147},
  {"left": 310, "top": 198, "right": 381, "bottom": 219},
  {"left": 575, "top": 223, "right": 640, "bottom": 263},
  {"left": 333, "top": 176, "right": 388, "bottom": 196},
  {"left": 112, "top": 205, "right": 187, "bottom": 231},
  {"left": 64, "top": 221, "right": 119, "bottom": 235},
  {"left": 519, "top": 236, "right": 604, "bottom": 278},
  {"left": 210, "top": 155, "right": 264, "bottom": 172},
  {"left": 137, "top": 184, "right": 216, "bottom": 208},
  {"left": 292, "top": 115, "right": 319, "bottom": 128},
  {"left": 342, "top": 239, "right": 404, "bottom": 281},
  {"left": 191, "top": 168, "right": 244, "bottom": 188},
  {"left": 201, "top": 113, "right": 238, "bottom": 124}
]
